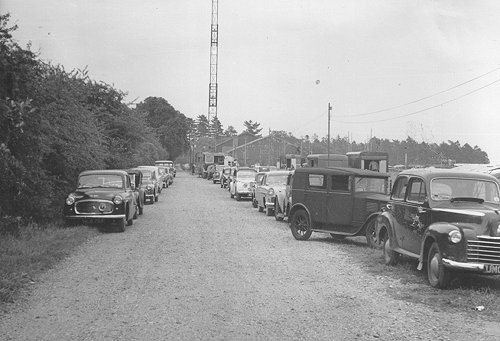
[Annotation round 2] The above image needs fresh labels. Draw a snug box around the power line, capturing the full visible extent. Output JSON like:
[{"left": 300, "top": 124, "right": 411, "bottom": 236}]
[
  {"left": 338, "top": 66, "right": 500, "bottom": 118},
  {"left": 335, "top": 78, "right": 500, "bottom": 124}
]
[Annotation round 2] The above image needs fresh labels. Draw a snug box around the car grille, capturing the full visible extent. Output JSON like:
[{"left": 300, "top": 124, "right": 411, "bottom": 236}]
[
  {"left": 467, "top": 236, "right": 500, "bottom": 265},
  {"left": 75, "top": 200, "right": 114, "bottom": 214}
]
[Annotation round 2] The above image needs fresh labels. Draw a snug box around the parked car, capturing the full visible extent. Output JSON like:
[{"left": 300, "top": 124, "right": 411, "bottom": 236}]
[
  {"left": 64, "top": 169, "right": 137, "bottom": 232},
  {"left": 127, "top": 168, "right": 145, "bottom": 216},
  {"left": 288, "top": 167, "right": 389, "bottom": 246},
  {"left": 137, "top": 166, "right": 161, "bottom": 203},
  {"left": 229, "top": 167, "right": 257, "bottom": 201},
  {"left": 220, "top": 167, "right": 232, "bottom": 188},
  {"left": 251, "top": 172, "right": 267, "bottom": 208},
  {"left": 274, "top": 170, "right": 294, "bottom": 221},
  {"left": 212, "top": 165, "right": 225, "bottom": 184},
  {"left": 155, "top": 160, "right": 176, "bottom": 177},
  {"left": 166, "top": 167, "right": 175, "bottom": 186},
  {"left": 226, "top": 166, "right": 237, "bottom": 191},
  {"left": 255, "top": 170, "right": 290, "bottom": 216},
  {"left": 157, "top": 166, "right": 169, "bottom": 188},
  {"left": 376, "top": 168, "right": 500, "bottom": 288}
]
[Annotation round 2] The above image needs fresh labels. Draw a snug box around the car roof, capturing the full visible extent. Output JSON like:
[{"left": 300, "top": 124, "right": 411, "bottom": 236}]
[
  {"left": 126, "top": 168, "right": 144, "bottom": 174},
  {"left": 397, "top": 167, "right": 499, "bottom": 182},
  {"left": 294, "top": 166, "right": 389, "bottom": 178},
  {"left": 79, "top": 169, "right": 128, "bottom": 176},
  {"left": 265, "top": 170, "right": 292, "bottom": 176},
  {"left": 237, "top": 167, "right": 256, "bottom": 171}
]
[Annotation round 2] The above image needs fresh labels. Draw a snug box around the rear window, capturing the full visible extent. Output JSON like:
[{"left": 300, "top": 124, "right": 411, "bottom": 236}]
[{"left": 308, "top": 174, "right": 326, "bottom": 189}]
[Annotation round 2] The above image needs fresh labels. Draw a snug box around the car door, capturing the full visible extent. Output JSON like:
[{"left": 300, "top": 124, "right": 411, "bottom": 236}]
[
  {"left": 304, "top": 172, "right": 328, "bottom": 228},
  {"left": 326, "top": 174, "right": 353, "bottom": 232},
  {"left": 386, "top": 175, "right": 409, "bottom": 249},
  {"left": 401, "top": 177, "right": 428, "bottom": 255}
]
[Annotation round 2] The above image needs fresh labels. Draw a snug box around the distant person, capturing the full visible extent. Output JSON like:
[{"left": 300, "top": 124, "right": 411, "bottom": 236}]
[{"left": 191, "top": 164, "right": 195, "bottom": 175}]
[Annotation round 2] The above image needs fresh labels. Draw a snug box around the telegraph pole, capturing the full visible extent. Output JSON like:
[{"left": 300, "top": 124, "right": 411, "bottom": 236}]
[{"left": 327, "top": 102, "right": 332, "bottom": 166}]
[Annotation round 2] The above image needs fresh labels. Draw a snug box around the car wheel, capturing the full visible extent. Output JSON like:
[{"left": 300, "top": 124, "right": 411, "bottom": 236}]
[
  {"left": 290, "top": 209, "right": 312, "bottom": 240},
  {"left": 427, "top": 242, "right": 452, "bottom": 288},
  {"left": 236, "top": 193, "right": 241, "bottom": 201},
  {"left": 382, "top": 233, "right": 398, "bottom": 265},
  {"left": 266, "top": 206, "right": 274, "bottom": 216},
  {"left": 274, "top": 202, "right": 283, "bottom": 221},
  {"left": 252, "top": 198, "right": 258, "bottom": 208},
  {"left": 133, "top": 206, "right": 138, "bottom": 219},
  {"left": 230, "top": 192, "right": 234, "bottom": 199},
  {"left": 154, "top": 192, "right": 159, "bottom": 202},
  {"left": 126, "top": 209, "right": 134, "bottom": 226},
  {"left": 115, "top": 218, "right": 125, "bottom": 233},
  {"left": 258, "top": 204, "right": 264, "bottom": 212},
  {"left": 139, "top": 204, "right": 143, "bottom": 215},
  {"left": 365, "top": 219, "right": 381, "bottom": 248}
]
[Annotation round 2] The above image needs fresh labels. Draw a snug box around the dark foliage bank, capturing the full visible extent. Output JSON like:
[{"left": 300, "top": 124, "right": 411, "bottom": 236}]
[{"left": 0, "top": 15, "right": 190, "bottom": 232}]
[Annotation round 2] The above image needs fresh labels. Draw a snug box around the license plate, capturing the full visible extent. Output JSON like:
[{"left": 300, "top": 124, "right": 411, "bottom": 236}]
[{"left": 484, "top": 264, "right": 500, "bottom": 274}]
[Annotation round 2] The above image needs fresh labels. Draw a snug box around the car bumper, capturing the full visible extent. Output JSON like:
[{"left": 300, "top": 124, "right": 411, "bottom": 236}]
[
  {"left": 66, "top": 214, "right": 126, "bottom": 219},
  {"left": 442, "top": 258, "right": 500, "bottom": 274}
]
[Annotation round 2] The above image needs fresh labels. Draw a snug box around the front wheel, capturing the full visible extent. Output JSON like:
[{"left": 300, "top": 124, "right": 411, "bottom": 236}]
[
  {"left": 427, "top": 243, "right": 452, "bottom": 288},
  {"left": 290, "top": 209, "right": 312, "bottom": 241},
  {"left": 266, "top": 206, "right": 274, "bottom": 216},
  {"left": 235, "top": 193, "right": 241, "bottom": 201},
  {"left": 274, "top": 202, "right": 283, "bottom": 221}
]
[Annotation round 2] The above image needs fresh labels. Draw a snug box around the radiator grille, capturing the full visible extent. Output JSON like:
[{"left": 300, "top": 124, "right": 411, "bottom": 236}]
[
  {"left": 75, "top": 201, "right": 114, "bottom": 214},
  {"left": 467, "top": 236, "right": 500, "bottom": 265}
]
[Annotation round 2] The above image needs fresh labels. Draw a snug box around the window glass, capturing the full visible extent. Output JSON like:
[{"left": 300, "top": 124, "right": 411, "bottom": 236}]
[
  {"left": 392, "top": 176, "right": 409, "bottom": 200},
  {"left": 431, "top": 177, "right": 500, "bottom": 203},
  {"left": 332, "top": 175, "right": 350, "bottom": 191},
  {"left": 407, "top": 179, "right": 426, "bottom": 202},
  {"left": 308, "top": 174, "right": 326, "bottom": 189},
  {"left": 354, "top": 177, "right": 388, "bottom": 194}
]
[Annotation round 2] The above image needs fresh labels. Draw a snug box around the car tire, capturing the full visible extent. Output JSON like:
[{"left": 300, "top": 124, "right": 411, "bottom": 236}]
[
  {"left": 126, "top": 208, "right": 134, "bottom": 226},
  {"left": 427, "top": 242, "right": 452, "bottom": 288},
  {"left": 133, "top": 206, "right": 138, "bottom": 219},
  {"left": 365, "top": 219, "right": 381, "bottom": 248},
  {"left": 382, "top": 233, "right": 398, "bottom": 265},
  {"left": 139, "top": 204, "right": 143, "bottom": 215},
  {"left": 236, "top": 193, "right": 241, "bottom": 201},
  {"left": 252, "top": 198, "right": 258, "bottom": 208},
  {"left": 154, "top": 192, "right": 159, "bottom": 202},
  {"left": 290, "top": 209, "right": 312, "bottom": 240},
  {"left": 266, "top": 207, "right": 274, "bottom": 216},
  {"left": 274, "top": 202, "right": 283, "bottom": 221},
  {"left": 258, "top": 205, "right": 264, "bottom": 212},
  {"left": 230, "top": 192, "right": 234, "bottom": 199},
  {"left": 115, "top": 218, "right": 125, "bottom": 233}
]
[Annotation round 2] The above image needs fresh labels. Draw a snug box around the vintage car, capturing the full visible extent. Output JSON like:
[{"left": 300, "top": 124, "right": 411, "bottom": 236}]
[
  {"left": 212, "top": 165, "right": 225, "bottom": 184},
  {"left": 255, "top": 170, "right": 290, "bottom": 216},
  {"left": 251, "top": 172, "right": 268, "bottom": 208},
  {"left": 127, "top": 168, "right": 145, "bottom": 216},
  {"left": 274, "top": 171, "right": 294, "bottom": 221},
  {"left": 220, "top": 167, "right": 232, "bottom": 188},
  {"left": 156, "top": 166, "right": 169, "bottom": 189},
  {"left": 155, "top": 160, "right": 176, "bottom": 177},
  {"left": 229, "top": 167, "right": 257, "bottom": 201},
  {"left": 137, "top": 166, "right": 161, "bottom": 203},
  {"left": 376, "top": 168, "right": 500, "bottom": 288},
  {"left": 166, "top": 167, "right": 175, "bottom": 185},
  {"left": 64, "top": 169, "right": 137, "bottom": 232},
  {"left": 288, "top": 167, "right": 389, "bottom": 247}
]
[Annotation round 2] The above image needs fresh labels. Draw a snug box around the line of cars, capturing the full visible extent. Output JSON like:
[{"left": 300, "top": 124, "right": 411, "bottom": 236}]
[
  {"left": 63, "top": 163, "right": 175, "bottom": 232},
  {"left": 208, "top": 163, "right": 500, "bottom": 288}
]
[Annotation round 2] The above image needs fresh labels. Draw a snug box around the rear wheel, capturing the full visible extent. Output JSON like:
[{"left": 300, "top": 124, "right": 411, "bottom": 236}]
[
  {"left": 427, "top": 242, "right": 452, "bottom": 288},
  {"left": 252, "top": 197, "right": 258, "bottom": 208},
  {"left": 266, "top": 206, "right": 274, "bottom": 216},
  {"left": 290, "top": 209, "right": 312, "bottom": 240},
  {"left": 383, "top": 232, "right": 398, "bottom": 265},
  {"left": 365, "top": 219, "right": 381, "bottom": 248}
]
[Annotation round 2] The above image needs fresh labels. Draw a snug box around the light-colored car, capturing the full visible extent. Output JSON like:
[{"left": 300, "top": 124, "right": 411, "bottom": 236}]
[
  {"left": 255, "top": 170, "right": 290, "bottom": 216},
  {"left": 251, "top": 172, "right": 267, "bottom": 208},
  {"left": 137, "top": 166, "right": 162, "bottom": 203},
  {"left": 274, "top": 170, "right": 294, "bottom": 221},
  {"left": 212, "top": 165, "right": 225, "bottom": 184},
  {"left": 229, "top": 167, "right": 257, "bottom": 201}
]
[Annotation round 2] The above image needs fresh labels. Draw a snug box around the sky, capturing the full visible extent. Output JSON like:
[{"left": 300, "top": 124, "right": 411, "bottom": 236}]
[{"left": 2, "top": 0, "right": 500, "bottom": 163}]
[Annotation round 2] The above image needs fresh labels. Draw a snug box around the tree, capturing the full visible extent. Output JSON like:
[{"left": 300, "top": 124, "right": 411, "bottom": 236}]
[
  {"left": 196, "top": 114, "right": 210, "bottom": 137},
  {"left": 224, "top": 125, "right": 238, "bottom": 136},
  {"left": 243, "top": 120, "right": 262, "bottom": 136},
  {"left": 210, "top": 116, "right": 224, "bottom": 137}
]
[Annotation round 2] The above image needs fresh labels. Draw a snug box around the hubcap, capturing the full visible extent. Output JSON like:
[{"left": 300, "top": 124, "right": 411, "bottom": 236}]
[{"left": 429, "top": 253, "right": 440, "bottom": 282}]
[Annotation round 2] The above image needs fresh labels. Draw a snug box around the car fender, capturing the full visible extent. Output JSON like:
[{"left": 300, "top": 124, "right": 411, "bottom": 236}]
[
  {"left": 375, "top": 212, "right": 397, "bottom": 248},
  {"left": 361, "top": 211, "right": 381, "bottom": 235},
  {"left": 289, "top": 203, "right": 313, "bottom": 227},
  {"left": 419, "top": 222, "right": 467, "bottom": 267}
]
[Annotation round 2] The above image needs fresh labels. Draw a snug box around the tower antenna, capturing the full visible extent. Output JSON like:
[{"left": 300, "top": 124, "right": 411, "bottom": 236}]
[{"left": 208, "top": 0, "right": 219, "bottom": 123}]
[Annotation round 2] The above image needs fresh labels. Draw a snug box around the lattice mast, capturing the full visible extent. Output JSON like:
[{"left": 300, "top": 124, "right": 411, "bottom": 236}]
[{"left": 208, "top": 0, "right": 219, "bottom": 122}]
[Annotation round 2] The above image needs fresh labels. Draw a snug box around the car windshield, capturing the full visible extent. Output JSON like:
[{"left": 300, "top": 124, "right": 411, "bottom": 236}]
[
  {"left": 238, "top": 171, "right": 256, "bottom": 179},
  {"left": 267, "top": 174, "right": 288, "bottom": 186},
  {"left": 354, "top": 176, "right": 388, "bottom": 194},
  {"left": 78, "top": 174, "right": 123, "bottom": 189},
  {"left": 431, "top": 177, "right": 500, "bottom": 203}
]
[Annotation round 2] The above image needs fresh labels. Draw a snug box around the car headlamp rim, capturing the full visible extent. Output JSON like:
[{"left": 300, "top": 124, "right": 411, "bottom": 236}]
[
  {"left": 113, "top": 195, "right": 123, "bottom": 205},
  {"left": 65, "top": 194, "right": 75, "bottom": 205},
  {"left": 497, "top": 223, "right": 500, "bottom": 236},
  {"left": 448, "top": 230, "right": 462, "bottom": 244}
]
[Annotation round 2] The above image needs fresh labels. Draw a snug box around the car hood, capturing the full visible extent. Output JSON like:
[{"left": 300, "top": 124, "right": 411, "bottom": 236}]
[
  {"left": 432, "top": 201, "right": 500, "bottom": 237},
  {"left": 72, "top": 188, "right": 123, "bottom": 201}
]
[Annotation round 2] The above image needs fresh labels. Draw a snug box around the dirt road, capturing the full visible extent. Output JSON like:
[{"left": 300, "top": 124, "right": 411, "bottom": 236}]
[{"left": 1, "top": 172, "right": 499, "bottom": 340}]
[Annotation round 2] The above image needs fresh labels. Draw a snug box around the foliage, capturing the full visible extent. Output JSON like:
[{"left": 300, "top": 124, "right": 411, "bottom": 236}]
[
  {"left": 210, "top": 116, "right": 224, "bottom": 137},
  {"left": 243, "top": 120, "right": 263, "bottom": 136},
  {"left": 224, "top": 125, "right": 238, "bottom": 136},
  {"left": 195, "top": 114, "right": 210, "bottom": 138}
]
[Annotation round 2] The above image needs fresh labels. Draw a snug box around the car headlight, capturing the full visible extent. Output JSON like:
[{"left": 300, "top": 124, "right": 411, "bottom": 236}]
[
  {"left": 113, "top": 196, "right": 123, "bottom": 205},
  {"left": 65, "top": 194, "right": 75, "bottom": 205},
  {"left": 497, "top": 223, "right": 500, "bottom": 235},
  {"left": 448, "top": 230, "right": 462, "bottom": 244},
  {"left": 147, "top": 184, "right": 153, "bottom": 190},
  {"left": 267, "top": 188, "right": 275, "bottom": 196}
]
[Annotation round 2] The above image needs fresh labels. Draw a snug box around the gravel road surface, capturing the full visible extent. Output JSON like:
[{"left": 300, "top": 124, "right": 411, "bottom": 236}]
[{"left": 1, "top": 172, "right": 499, "bottom": 340}]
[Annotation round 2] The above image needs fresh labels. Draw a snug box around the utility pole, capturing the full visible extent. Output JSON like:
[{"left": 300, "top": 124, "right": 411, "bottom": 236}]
[
  {"left": 268, "top": 128, "right": 272, "bottom": 166},
  {"left": 327, "top": 102, "right": 332, "bottom": 166},
  {"left": 208, "top": 0, "right": 219, "bottom": 123}
]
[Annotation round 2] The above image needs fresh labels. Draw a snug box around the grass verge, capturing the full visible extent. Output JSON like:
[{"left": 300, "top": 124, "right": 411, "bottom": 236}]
[{"left": 0, "top": 224, "right": 98, "bottom": 308}]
